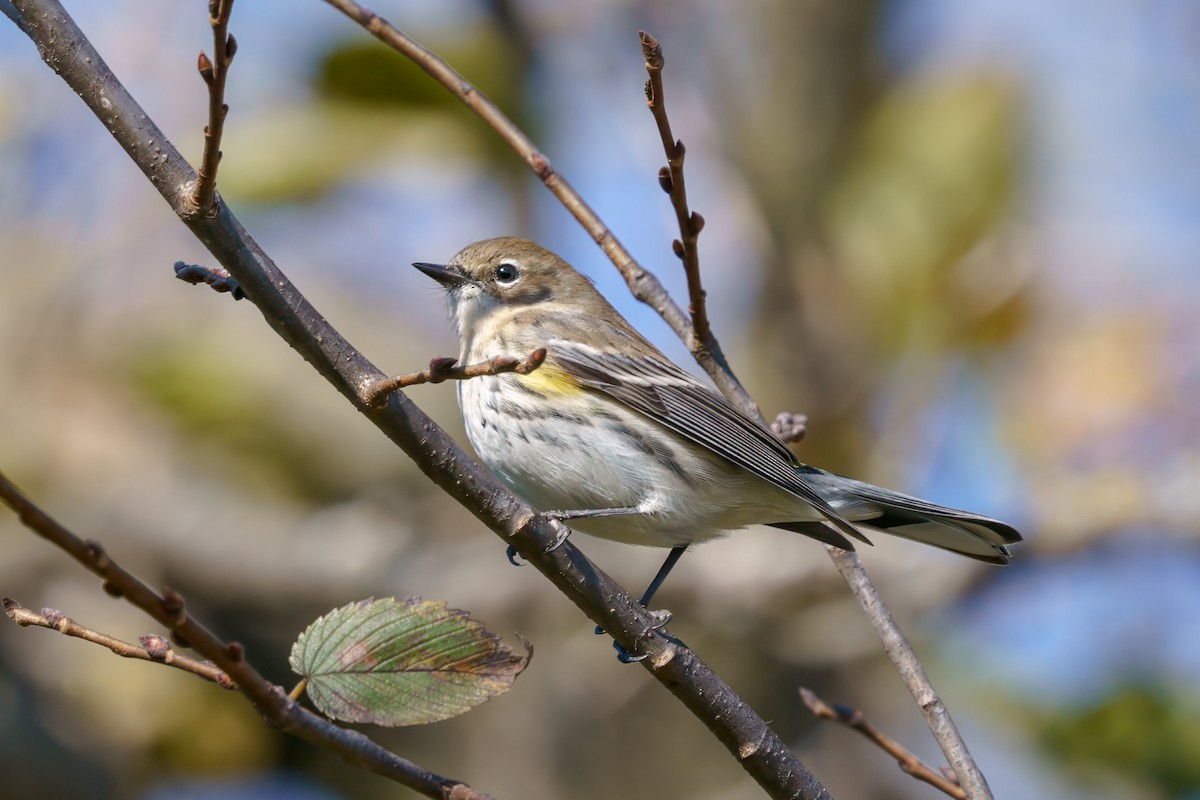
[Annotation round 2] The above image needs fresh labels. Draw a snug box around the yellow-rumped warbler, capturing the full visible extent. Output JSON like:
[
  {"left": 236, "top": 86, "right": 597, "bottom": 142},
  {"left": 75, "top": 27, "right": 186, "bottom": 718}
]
[{"left": 415, "top": 237, "right": 1021, "bottom": 601}]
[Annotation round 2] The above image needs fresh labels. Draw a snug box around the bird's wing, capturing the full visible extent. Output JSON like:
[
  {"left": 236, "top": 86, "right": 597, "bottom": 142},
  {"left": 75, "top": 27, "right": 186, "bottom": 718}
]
[{"left": 551, "top": 342, "right": 870, "bottom": 545}]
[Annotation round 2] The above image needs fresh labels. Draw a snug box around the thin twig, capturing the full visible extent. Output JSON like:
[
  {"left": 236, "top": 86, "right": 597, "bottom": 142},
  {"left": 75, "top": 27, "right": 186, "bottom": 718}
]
[
  {"left": 320, "top": 0, "right": 758, "bottom": 419},
  {"left": 771, "top": 411, "right": 808, "bottom": 444},
  {"left": 800, "top": 687, "right": 966, "bottom": 799},
  {"left": 4, "top": 5, "right": 831, "bottom": 798},
  {"left": 364, "top": 348, "right": 546, "bottom": 407},
  {"left": 828, "top": 549, "right": 992, "bottom": 798},
  {"left": 635, "top": 28, "right": 994, "bottom": 799},
  {"left": 4, "top": 599, "right": 236, "bottom": 688},
  {"left": 174, "top": 260, "right": 245, "bottom": 299},
  {"left": 639, "top": 31, "right": 712, "bottom": 352},
  {"left": 0, "top": 470, "right": 492, "bottom": 800},
  {"left": 191, "top": 0, "right": 236, "bottom": 215}
]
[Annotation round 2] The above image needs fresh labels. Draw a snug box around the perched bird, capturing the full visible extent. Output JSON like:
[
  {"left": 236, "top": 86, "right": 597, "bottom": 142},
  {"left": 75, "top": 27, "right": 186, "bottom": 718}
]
[{"left": 414, "top": 237, "right": 1021, "bottom": 609}]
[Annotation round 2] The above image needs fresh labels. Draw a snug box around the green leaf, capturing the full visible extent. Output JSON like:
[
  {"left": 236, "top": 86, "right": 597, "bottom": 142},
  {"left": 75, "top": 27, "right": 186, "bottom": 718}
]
[{"left": 290, "top": 597, "right": 531, "bottom": 726}]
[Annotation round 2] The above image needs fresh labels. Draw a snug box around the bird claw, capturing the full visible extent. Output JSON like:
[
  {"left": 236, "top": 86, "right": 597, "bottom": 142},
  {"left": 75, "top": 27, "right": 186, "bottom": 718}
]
[
  {"left": 614, "top": 640, "right": 648, "bottom": 663},
  {"left": 505, "top": 545, "right": 525, "bottom": 566},
  {"left": 597, "top": 607, "right": 673, "bottom": 663},
  {"left": 646, "top": 608, "right": 673, "bottom": 630},
  {"left": 545, "top": 518, "right": 572, "bottom": 552},
  {"left": 595, "top": 607, "right": 671, "bottom": 637}
]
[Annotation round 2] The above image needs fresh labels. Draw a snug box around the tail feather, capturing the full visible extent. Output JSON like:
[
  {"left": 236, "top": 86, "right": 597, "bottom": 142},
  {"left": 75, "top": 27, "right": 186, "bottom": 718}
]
[{"left": 786, "top": 468, "right": 1022, "bottom": 565}]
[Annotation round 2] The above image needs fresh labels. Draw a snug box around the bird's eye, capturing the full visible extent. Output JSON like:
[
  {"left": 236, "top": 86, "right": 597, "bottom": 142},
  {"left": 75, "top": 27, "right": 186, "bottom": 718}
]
[{"left": 494, "top": 263, "right": 520, "bottom": 285}]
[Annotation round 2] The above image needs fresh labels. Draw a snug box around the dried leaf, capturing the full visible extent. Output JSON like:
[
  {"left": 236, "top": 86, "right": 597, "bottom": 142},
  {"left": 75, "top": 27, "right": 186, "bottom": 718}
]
[{"left": 290, "top": 597, "right": 530, "bottom": 727}]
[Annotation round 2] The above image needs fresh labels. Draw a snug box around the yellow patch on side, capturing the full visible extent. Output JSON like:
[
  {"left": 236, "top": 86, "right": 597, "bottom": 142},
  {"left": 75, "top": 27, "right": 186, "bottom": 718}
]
[{"left": 518, "top": 363, "right": 581, "bottom": 396}]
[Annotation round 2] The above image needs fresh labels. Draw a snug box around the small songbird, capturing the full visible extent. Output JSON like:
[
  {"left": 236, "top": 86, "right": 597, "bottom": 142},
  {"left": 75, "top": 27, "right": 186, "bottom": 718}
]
[{"left": 414, "top": 237, "right": 1021, "bottom": 608}]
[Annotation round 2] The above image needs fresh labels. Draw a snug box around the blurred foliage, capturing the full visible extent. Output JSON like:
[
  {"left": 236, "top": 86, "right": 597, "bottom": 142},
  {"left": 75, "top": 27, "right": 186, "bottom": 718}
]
[
  {"left": 123, "top": 343, "right": 356, "bottom": 505},
  {"left": 826, "top": 75, "right": 1024, "bottom": 353},
  {"left": 219, "top": 31, "right": 532, "bottom": 205},
  {"left": 1039, "top": 684, "right": 1200, "bottom": 797},
  {"left": 219, "top": 31, "right": 531, "bottom": 206},
  {"left": 217, "top": 103, "right": 445, "bottom": 204},
  {"left": 315, "top": 36, "right": 521, "bottom": 115}
]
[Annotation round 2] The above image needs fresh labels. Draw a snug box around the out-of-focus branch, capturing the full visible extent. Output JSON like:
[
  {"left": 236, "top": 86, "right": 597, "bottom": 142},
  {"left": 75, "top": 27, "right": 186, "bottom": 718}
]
[
  {"left": 0, "top": 471, "right": 493, "bottom": 800},
  {"left": 190, "top": 0, "right": 236, "bottom": 214},
  {"left": 364, "top": 349, "right": 547, "bottom": 406},
  {"left": 800, "top": 687, "right": 966, "bottom": 799},
  {"left": 5, "top": 4, "right": 831, "bottom": 798},
  {"left": 770, "top": 411, "right": 808, "bottom": 444},
  {"left": 4, "top": 599, "right": 236, "bottom": 688}
]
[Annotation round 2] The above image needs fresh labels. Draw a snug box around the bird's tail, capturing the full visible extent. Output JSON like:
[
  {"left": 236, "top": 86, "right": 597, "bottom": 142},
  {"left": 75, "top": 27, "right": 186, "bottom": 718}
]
[{"left": 771, "top": 468, "right": 1022, "bottom": 565}]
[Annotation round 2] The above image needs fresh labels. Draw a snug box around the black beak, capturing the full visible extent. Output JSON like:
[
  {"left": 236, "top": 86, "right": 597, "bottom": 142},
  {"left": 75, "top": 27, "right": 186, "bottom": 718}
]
[{"left": 412, "top": 262, "right": 471, "bottom": 288}]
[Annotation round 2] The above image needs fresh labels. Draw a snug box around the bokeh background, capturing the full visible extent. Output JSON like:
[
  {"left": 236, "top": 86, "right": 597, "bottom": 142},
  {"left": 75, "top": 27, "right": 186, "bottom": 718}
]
[{"left": 2, "top": 1, "right": 1199, "bottom": 798}]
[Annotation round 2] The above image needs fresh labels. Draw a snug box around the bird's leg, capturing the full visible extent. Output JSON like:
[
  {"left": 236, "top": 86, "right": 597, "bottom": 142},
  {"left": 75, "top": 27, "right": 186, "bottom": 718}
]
[
  {"left": 597, "top": 544, "right": 688, "bottom": 663},
  {"left": 641, "top": 545, "right": 688, "bottom": 607}
]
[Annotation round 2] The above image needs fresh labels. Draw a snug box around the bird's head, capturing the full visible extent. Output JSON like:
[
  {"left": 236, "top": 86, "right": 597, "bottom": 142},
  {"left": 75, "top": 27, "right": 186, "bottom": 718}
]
[{"left": 414, "top": 237, "right": 600, "bottom": 338}]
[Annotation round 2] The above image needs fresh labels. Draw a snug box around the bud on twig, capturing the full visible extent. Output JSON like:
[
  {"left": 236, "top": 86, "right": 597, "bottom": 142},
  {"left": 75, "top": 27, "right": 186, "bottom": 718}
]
[
  {"left": 658, "top": 166, "right": 672, "bottom": 193},
  {"left": 197, "top": 51, "right": 214, "bottom": 85}
]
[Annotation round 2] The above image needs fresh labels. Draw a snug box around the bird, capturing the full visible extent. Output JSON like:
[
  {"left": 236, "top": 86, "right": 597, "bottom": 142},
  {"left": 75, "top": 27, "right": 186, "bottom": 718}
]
[{"left": 414, "top": 237, "right": 1022, "bottom": 613}]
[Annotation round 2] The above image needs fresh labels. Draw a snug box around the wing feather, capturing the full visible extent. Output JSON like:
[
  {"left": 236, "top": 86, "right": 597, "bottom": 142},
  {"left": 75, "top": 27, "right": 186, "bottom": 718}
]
[{"left": 552, "top": 343, "right": 870, "bottom": 545}]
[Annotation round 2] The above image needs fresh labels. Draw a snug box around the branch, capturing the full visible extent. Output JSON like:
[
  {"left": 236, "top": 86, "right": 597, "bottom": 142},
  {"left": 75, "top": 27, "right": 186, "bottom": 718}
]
[
  {"left": 174, "top": 259, "right": 245, "bottom": 299},
  {"left": 364, "top": 349, "right": 547, "bottom": 406},
  {"left": 190, "top": 0, "right": 236, "bottom": 214},
  {"left": 771, "top": 411, "right": 808, "bottom": 444},
  {"left": 0, "top": 0, "right": 28, "bottom": 33},
  {"left": 6, "top": 4, "right": 831, "bottom": 798},
  {"left": 826, "top": 551, "right": 991, "bottom": 797},
  {"left": 0, "top": 472, "right": 493, "bottom": 800},
  {"left": 635, "top": 28, "right": 994, "bottom": 799},
  {"left": 4, "top": 599, "right": 236, "bottom": 688},
  {"left": 639, "top": 32, "right": 712, "bottom": 351},
  {"left": 319, "top": 0, "right": 758, "bottom": 417},
  {"left": 800, "top": 687, "right": 966, "bottom": 799}
]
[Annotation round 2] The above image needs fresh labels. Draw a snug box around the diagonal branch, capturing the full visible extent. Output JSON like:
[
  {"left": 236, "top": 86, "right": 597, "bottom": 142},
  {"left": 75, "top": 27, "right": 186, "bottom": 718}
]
[
  {"left": 0, "top": 471, "right": 493, "bottom": 800},
  {"left": 5, "top": 599, "right": 236, "bottom": 688},
  {"left": 4, "top": 4, "right": 831, "bottom": 798},
  {"left": 801, "top": 687, "right": 966, "bottom": 799},
  {"left": 191, "top": 0, "right": 237, "bottom": 214},
  {"left": 826, "top": 551, "right": 991, "bottom": 798}
]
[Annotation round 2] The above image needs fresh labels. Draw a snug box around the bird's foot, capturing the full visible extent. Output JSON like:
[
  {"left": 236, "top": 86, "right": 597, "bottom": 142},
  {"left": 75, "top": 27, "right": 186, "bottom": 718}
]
[{"left": 598, "top": 608, "right": 672, "bottom": 663}]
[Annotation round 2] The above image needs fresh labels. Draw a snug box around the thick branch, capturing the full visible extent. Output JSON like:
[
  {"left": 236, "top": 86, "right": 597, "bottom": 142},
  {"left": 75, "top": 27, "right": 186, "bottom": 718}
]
[
  {"left": 6, "top": 4, "right": 830, "bottom": 798},
  {"left": 800, "top": 687, "right": 965, "bottom": 799},
  {"left": 5, "top": 599, "right": 235, "bottom": 688},
  {"left": 191, "top": 0, "right": 236, "bottom": 214},
  {"left": 0, "top": 471, "right": 491, "bottom": 800},
  {"left": 364, "top": 349, "right": 547, "bottom": 406}
]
